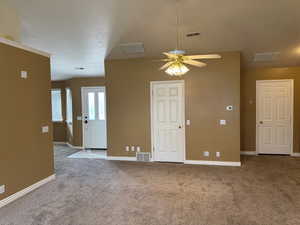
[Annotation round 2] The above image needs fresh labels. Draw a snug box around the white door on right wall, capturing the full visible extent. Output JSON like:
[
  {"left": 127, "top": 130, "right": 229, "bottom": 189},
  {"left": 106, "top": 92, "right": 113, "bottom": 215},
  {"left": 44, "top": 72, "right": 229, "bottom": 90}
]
[{"left": 256, "top": 80, "right": 293, "bottom": 155}]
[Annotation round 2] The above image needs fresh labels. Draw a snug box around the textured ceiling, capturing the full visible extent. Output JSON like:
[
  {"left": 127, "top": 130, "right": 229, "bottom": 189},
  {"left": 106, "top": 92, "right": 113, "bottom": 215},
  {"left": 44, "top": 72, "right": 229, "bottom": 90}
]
[{"left": 9, "top": 0, "right": 300, "bottom": 80}]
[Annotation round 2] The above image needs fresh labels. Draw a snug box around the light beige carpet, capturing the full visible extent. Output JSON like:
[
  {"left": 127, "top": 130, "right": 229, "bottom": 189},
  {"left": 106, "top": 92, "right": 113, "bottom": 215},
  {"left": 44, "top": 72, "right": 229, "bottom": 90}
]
[{"left": 0, "top": 144, "right": 300, "bottom": 225}]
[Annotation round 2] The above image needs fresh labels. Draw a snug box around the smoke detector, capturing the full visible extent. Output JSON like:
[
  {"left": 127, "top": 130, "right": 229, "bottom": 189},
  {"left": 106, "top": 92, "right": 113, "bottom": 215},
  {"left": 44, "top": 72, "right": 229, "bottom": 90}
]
[{"left": 254, "top": 52, "right": 280, "bottom": 62}]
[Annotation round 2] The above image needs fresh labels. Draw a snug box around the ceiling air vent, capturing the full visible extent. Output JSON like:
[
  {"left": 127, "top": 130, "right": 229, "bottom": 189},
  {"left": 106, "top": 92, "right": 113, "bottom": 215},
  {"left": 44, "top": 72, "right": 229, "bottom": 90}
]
[
  {"left": 254, "top": 52, "right": 280, "bottom": 62},
  {"left": 120, "top": 42, "right": 144, "bottom": 54}
]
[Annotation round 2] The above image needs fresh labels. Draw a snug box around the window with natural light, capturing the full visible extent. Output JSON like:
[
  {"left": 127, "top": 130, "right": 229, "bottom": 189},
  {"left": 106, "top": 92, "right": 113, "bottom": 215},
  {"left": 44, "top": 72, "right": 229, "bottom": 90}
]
[
  {"left": 98, "top": 92, "right": 105, "bottom": 120},
  {"left": 51, "top": 89, "right": 63, "bottom": 122},
  {"left": 66, "top": 88, "right": 73, "bottom": 134}
]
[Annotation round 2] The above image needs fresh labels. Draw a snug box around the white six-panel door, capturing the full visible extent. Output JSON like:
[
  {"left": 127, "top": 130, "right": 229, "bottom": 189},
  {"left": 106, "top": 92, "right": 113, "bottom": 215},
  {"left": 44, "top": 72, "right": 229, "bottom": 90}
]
[
  {"left": 82, "top": 87, "right": 107, "bottom": 149},
  {"left": 256, "top": 80, "right": 293, "bottom": 155},
  {"left": 151, "top": 81, "right": 185, "bottom": 162}
]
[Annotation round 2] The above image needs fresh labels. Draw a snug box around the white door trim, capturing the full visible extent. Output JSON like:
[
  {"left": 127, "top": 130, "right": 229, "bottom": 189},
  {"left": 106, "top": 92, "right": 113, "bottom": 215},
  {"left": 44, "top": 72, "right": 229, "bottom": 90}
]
[
  {"left": 256, "top": 79, "right": 294, "bottom": 155},
  {"left": 150, "top": 80, "right": 186, "bottom": 162},
  {"left": 81, "top": 86, "right": 107, "bottom": 149}
]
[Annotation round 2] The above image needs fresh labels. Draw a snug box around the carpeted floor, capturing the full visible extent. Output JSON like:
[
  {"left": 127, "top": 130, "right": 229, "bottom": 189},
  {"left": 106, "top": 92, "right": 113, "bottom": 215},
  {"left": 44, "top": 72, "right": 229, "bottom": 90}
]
[{"left": 1, "top": 145, "right": 300, "bottom": 225}]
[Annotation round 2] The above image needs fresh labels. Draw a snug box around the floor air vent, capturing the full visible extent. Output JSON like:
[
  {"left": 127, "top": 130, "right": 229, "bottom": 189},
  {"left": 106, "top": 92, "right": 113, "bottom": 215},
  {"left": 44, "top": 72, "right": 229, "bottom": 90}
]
[{"left": 136, "top": 152, "right": 151, "bottom": 162}]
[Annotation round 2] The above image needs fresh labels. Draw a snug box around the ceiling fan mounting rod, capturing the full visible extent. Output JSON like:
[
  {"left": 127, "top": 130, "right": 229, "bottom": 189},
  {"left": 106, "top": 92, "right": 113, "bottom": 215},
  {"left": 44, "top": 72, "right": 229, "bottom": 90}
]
[{"left": 176, "top": 0, "right": 180, "bottom": 51}]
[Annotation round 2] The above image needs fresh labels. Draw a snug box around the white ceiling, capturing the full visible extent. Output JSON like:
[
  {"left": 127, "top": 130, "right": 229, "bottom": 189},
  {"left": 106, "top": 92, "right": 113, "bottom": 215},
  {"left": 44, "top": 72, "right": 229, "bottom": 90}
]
[{"left": 10, "top": 0, "right": 300, "bottom": 80}]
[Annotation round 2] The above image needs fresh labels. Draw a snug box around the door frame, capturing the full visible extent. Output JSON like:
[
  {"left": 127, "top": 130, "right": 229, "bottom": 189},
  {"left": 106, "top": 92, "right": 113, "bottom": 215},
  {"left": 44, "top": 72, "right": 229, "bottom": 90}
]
[
  {"left": 255, "top": 79, "right": 294, "bottom": 155},
  {"left": 81, "top": 86, "right": 107, "bottom": 149},
  {"left": 150, "top": 80, "right": 186, "bottom": 162}
]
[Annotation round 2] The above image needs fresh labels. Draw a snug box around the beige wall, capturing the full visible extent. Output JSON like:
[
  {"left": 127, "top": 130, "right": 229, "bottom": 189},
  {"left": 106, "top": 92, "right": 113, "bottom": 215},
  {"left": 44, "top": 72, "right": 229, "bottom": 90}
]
[
  {"left": 241, "top": 67, "right": 300, "bottom": 153},
  {"left": 0, "top": 0, "right": 20, "bottom": 41},
  {"left": 51, "top": 81, "right": 67, "bottom": 142},
  {"left": 105, "top": 52, "right": 241, "bottom": 162},
  {"left": 0, "top": 42, "right": 53, "bottom": 200}
]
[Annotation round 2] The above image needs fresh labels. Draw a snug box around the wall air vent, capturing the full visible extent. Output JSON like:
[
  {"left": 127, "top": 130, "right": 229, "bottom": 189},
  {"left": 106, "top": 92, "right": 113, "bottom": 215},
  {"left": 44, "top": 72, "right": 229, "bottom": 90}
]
[
  {"left": 254, "top": 52, "right": 280, "bottom": 62},
  {"left": 136, "top": 152, "right": 151, "bottom": 162},
  {"left": 120, "top": 42, "right": 144, "bottom": 54}
]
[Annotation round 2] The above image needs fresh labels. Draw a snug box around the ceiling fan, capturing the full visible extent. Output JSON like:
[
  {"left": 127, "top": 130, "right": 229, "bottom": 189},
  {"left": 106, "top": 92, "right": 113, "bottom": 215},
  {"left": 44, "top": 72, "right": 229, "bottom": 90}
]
[{"left": 160, "top": 0, "right": 221, "bottom": 76}]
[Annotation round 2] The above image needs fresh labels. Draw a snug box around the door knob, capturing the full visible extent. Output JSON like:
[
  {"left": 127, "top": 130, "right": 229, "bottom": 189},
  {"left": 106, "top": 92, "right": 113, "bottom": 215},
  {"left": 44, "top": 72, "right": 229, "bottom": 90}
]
[
  {"left": 84, "top": 120, "right": 88, "bottom": 124},
  {"left": 179, "top": 125, "right": 182, "bottom": 129}
]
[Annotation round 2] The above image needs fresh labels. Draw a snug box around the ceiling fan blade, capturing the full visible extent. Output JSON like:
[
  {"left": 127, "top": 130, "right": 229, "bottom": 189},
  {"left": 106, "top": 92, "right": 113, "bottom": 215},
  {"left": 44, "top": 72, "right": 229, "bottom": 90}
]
[
  {"left": 160, "top": 61, "right": 173, "bottom": 70},
  {"left": 163, "top": 52, "right": 177, "bottom": 58},
  {"left": 153, "top": 59, "right": 172, "bottom": 62},
  {"left": 185, "top": 54, "right": 221, "bottom": 60},
  {"left": 183, "top": 59, "right": 207, "bottom": 68}
]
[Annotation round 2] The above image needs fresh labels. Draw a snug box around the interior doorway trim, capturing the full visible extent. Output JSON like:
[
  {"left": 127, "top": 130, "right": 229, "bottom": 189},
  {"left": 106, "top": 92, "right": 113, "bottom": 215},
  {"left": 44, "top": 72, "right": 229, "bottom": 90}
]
[
  {"left": 150, "top": 80, "right": 186, "bottom": 162},
  {"left": 81, "top": 86, "right": 107, "bottom": 149},
  {"left": 256, "top": 79, "right": 294, "bottom": 155}
]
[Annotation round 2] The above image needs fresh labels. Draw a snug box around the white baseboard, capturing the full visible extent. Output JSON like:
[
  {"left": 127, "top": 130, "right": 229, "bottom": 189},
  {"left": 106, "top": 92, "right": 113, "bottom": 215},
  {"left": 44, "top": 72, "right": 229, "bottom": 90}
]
[
  {"left": 0, "top": 174, "right": 55, "bottom": 209},
  {"left": 291, "top": 153, "right": 300, "bottom": 157},
  {"left": 184, "top": 160, "right": 241, "bottom": 167},
  {"left": 106, "top": 156, "right": 137, "bottom": 161},
  {"left": 240, "top": 151, "right": 257, "bottom": 156},
  {"left": 66, "top": 143, "right": 84, "bottom": 149}
]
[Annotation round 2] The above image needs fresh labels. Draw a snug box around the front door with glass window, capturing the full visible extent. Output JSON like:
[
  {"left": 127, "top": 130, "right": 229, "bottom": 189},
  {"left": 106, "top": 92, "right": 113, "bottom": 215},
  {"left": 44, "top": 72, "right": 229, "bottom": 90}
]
[{"left": 82, "top": 87, "right": 107, "bottom": 149}]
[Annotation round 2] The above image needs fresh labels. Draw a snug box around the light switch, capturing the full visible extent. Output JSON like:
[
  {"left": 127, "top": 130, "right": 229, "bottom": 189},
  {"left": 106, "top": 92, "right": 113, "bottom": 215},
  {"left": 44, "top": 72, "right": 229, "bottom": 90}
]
[
  {"left": 136, "top": 146, "right": 141, "bottom": 152},
  {"left": 220, "top": 120, "right": 226, "bottom": 125},
  {"left": 42, "top": 126, "right": 49, "bottom": 133},
  {"left": 77, "top": 116, "right": 82, "bottom": 121},
  {"left": 21, "top": 71, "right": 28, "bottom": 79},
  {"left": 0, "top": 185, "right": 5, "bottom": 194},
  {"left": 131, "top": 146, "right": 135, "bottom": 152},
  {"left": 186, "top": 120, "right": 191, "bottom": 126}
]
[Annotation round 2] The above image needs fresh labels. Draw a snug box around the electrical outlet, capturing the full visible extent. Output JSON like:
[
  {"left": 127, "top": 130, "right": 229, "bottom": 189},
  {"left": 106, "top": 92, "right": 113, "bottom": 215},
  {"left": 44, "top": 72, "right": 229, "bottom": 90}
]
[
  {"left": 21, "top": 71, "right": 28, "bottom": 79},
  {"left": 0, "top": 185, "right": 5, "bottom": 194},
  {"left": 216, "top": 152, "right": 221, "bottom": 158},
  {"left": 131, "top": 146, "right": 135, "bottom": 152},
  {"left": 125, "top": 146, "right": 130, "bottom": 152},
  {"left": 186, "top": 120, "right": 191, "bottom": 126},
  {"left": 136, "top": 146, "right": 141, "bottom": 152},
  {"left": 42, "top": 126, "right": 49, "bottom": 133},
  {"left": 220, "top": 120, "right": 226, "bottom": 125},
  {"left": 203, "top": 151, "right": 209, "bottom": 157}
]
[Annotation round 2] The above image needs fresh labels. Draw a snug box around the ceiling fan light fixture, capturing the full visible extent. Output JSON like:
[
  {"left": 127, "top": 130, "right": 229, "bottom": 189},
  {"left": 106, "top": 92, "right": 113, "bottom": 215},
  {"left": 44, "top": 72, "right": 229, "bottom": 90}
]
[{"left": 165, "top": 62, "right": 189, "bottom": 76}]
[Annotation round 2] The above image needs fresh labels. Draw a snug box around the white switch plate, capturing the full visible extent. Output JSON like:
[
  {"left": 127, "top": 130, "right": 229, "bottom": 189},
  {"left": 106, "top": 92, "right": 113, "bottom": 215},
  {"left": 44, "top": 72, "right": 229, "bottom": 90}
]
[
  {"left": 203, "top": 151, "right": 209, "bottom": 157},
  {"left": 125, "top": 146, "right": 130, "bottom": 152},
  {"left": 220, "top": 120, "right": 226, "bottom": 125},
  {"left": 42, "top": 126, "right": 49, "bottom": 133},
  {"left": 136, "top": 146, "right": 141, "bottom": 152},
  {"left": 21, "top": 71, "right": 28, "bottom": 79},
  {"left": 0, "top": 185, "right": 5, "bottom": 194},
  {"left": 131, "top": 146, "right": 135, "bottom": 152},
  {"left": 216, "top": 152, "right": 221, "bottom": 157},
  {"left": 186, "top": 120, "right": 191, "bottom": 126}
]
